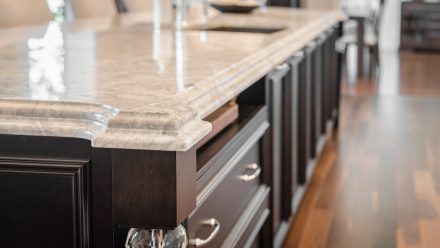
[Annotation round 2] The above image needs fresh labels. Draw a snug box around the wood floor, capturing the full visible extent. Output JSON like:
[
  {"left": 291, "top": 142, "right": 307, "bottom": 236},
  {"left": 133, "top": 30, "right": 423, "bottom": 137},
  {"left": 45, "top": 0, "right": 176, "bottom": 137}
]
[{"left": 283, "top": 51, "right": 440, "bottom": 248}]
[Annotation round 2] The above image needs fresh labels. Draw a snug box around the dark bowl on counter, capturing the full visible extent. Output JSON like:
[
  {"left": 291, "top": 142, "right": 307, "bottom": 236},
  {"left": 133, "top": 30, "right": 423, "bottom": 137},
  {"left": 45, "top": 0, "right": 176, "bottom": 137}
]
[{"left": 210, "top": 2, "right": 259, "bottom": 13}]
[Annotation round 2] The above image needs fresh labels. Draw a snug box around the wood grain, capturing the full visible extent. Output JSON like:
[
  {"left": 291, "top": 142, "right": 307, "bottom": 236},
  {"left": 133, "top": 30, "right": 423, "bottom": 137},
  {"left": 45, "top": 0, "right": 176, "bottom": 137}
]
[{"left": 284, "top": 51, "right": 440, "bottom": 248}]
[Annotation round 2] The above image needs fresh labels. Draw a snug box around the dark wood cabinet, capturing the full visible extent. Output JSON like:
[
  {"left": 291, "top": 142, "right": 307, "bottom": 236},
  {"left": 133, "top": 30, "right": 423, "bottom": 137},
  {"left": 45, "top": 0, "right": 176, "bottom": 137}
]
[
  {"left": 266, "top": 63, "right": 291, "bottom": 236},
  {"left": 318, "top": 32, "right": 329, "bottom": 136},
  {"left": 188, "top": 103, "right": 269, "bottom": 247},
  {"left": 322, "top": 27, "right": 341, "bottom": 133},
  {"left": 281, "top": 52, "right": 304, "bottom": 220},
  {"left": 0, "top": 157, "right": 90, "bottom": 248},
  {"left": 227, "top": 186, "right": 270, "bottom": 248},
  {"left": 0, "top": 23, "right": 343, "bottom": 248},
  {"left": 112, "top": 149, "right": 196, "bottom": 230},
  {"left": 296, "top": 41, "right": 316, "bottom": 185},
  {"left": 401, "top": 1, "right": 440, "bottom": 51}
]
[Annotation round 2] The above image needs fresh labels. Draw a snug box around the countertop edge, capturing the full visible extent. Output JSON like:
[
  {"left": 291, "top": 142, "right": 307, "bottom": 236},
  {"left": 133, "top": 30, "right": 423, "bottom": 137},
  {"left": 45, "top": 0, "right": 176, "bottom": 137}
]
[{"left": 0, "top": 10, "right": 343, "bottom": 151}]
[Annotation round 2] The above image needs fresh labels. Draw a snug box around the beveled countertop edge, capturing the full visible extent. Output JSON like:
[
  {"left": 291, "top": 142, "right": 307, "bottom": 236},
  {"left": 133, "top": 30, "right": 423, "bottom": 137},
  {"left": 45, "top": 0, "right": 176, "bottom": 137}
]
[
  {"left": 0, "top": 99, "right": 212, "bottom": 151},
  {"left": 184, "top": 11, "right": 344, "bottom": 118}
]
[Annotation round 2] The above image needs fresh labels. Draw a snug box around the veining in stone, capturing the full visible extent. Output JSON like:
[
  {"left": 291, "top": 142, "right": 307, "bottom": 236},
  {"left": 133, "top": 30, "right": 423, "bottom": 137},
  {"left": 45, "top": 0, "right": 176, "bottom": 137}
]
[{"left": 0, "top": 7, "right": 344, "bottom": 151}]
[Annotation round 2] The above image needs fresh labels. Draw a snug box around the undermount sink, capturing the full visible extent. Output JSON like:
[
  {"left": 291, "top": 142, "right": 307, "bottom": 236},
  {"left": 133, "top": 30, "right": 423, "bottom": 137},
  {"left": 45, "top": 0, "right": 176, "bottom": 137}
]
[{"left": 198, "top": 26, "right": 286, "bottom": 34}]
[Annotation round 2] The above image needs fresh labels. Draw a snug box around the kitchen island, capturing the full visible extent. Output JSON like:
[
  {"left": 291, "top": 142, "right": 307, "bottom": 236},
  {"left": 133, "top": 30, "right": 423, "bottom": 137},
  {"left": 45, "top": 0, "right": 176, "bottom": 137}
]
[{"left": 0, "top": 7, "right": 343, "bottom": 248}]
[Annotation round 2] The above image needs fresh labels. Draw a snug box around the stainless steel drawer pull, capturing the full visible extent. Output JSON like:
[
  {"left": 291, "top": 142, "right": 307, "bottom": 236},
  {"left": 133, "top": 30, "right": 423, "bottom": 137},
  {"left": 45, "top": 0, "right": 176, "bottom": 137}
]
[
  {"left": 239, "top": 163, "right": 261, "bottom": 182},
  {"left": 294, "top": 50, "right": 305, "bottom": 58},
  {"left": 189, "top": 218, "right": 220, "bottom": 247},
  {"left": 275, "top": 63, "right": 289, "bottom": 71},
  {"left": 307, "top": 41, "right": 317, "bottom": 48}
]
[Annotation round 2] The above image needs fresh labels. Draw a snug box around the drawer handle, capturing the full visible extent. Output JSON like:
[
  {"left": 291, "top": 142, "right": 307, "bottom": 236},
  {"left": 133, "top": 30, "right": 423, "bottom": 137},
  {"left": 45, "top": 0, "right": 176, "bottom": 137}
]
[
  {"left": 239, "top": 163, "right": 261, "bottom": 182},
  {"left": 294, "top": 50, "right": 305, "bottom": 58},
  {"left": 307, "top": 40, "right": 317, "bottom": 48},
  {"left": 189, "top": 218, "right": 221, "bottom": 247},
  {"left": 275, "top": 63, "right": 289, "bottom": 71}
]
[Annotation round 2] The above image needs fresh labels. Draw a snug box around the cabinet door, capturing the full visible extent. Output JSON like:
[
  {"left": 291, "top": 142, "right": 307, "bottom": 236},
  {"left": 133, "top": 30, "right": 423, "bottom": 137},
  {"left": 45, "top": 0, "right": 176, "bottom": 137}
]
[
  {"left": 266, "top": 63, "right": 290, "bottom": 234},
  {"left": 281, "top": 52, "right": 304, "bottom": 219},
  {"left": 333, "top": 23, "right": 343, "bottom": 129},
  {"left": 320, "top": 32, "right": 329, "bottom": 135},
  {"left": 310, "top": 36, "right": 326, "bottom": 159},
  {"left": 308, "top": 42, "right": 318, "bottom": 159},
  {"left": 325, "top": 28, "right": 338, "bottom": 129},
  {"left": 297, "top": 42, "right": 316, "bottom": 184},
  {"left": 0, "top": 157, "right": 90, "bottom": 248},
  {"left": 322, "top": 29, "right": 334, "bottom": 131}
]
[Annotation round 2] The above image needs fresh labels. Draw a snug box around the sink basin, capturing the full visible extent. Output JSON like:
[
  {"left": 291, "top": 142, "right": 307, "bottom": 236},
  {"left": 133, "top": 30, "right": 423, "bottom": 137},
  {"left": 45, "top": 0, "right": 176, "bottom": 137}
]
[{"left": 200, "top": 26, "right": 286, "bottom": 34}]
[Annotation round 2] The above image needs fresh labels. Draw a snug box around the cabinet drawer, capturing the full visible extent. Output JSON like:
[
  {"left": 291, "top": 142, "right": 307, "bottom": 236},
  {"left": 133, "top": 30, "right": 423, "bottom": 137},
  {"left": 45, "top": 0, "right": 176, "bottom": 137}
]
[
  {"left": 223, "top": 186, "right": 270, "bottom": 248},
  {"left": 188, "top": 134, "right": 264, "bottom": 248},
  {"left": 196, "top": 105, "right": 268, "bottom": 192}
]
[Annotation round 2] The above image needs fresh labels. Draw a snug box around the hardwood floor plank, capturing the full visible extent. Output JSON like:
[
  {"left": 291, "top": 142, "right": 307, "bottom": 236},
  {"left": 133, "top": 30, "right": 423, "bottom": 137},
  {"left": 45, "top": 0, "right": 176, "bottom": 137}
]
[{"left": 283, "top": 51, "right": 440, "bottom": 248}]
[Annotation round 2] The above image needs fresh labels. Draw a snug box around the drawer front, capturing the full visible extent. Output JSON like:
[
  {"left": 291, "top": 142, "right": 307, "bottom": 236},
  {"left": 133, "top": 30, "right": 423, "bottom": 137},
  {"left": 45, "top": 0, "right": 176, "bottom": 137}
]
[
  {"left": 223, "top": 186, "right": 270, "bottom": 248},
  {"left": 249, "top": 239, "right": 259, "bottom": 248},
  {"left": 188, "top": 138, "right": 263, "bottom": 248}
]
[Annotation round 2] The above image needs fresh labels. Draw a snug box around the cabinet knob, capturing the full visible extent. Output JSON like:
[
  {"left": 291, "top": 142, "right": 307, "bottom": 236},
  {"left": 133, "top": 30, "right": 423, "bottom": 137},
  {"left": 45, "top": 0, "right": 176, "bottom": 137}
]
[
  {"left": 189, "top": 218, "right": 221, "bottom": 247},
  {"left": 239, "top": 163, "right": 261, "bottom": 182}
]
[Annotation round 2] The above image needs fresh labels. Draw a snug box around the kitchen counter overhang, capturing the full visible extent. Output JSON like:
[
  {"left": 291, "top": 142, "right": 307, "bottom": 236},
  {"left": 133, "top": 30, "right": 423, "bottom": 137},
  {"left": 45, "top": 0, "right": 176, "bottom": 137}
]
[{"left": 0, "top": 7, "right": 344, "bottom": 151}]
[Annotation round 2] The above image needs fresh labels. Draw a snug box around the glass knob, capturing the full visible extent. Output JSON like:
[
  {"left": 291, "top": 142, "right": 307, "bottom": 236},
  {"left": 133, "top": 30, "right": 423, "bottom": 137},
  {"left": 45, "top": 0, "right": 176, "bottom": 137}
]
[{"left": 125, "top": 225, "right": 188, "bottom": 248}]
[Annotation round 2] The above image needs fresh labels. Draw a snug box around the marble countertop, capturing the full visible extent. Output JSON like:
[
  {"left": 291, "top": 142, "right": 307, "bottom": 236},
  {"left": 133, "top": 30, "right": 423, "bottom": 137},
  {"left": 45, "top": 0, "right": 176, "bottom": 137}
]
[{"left": 0, "top": 7, "right": 344, "bottom": 151}]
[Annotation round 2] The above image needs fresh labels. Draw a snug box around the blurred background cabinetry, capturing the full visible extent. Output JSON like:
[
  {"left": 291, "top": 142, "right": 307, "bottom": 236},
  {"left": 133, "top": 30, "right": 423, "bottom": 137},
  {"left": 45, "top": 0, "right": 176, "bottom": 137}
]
[{"left": 400, "top": 1, "right": 440, "bottom": 51}]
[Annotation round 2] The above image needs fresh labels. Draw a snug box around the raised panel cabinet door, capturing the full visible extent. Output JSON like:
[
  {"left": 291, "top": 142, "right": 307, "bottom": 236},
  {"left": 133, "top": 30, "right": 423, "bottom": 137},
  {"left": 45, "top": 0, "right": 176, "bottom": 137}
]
[
  {"left": 297, "top": 42, "right": 316, "bottom": 185},
  {"left": 320, "top": 32, "right": 330, "bottom": 135},
  {"left": 0, "top": 157, "right": 90, "bottom": 248},
  {"left": 297, "top": 51, "right": 309, "bottom": 185},
  {"left": 309, "top": 42, "right": 317, "bottom": 159},
  {"left": 322, "top": 29, "right": 335, "bottom": 129},
  {"left": 281, "top": 52, "right": 304, "bottom": 219},
  {"left": 266, "top": 63, "right": 290, "bottom": 234},
  {"left": 334, "top": 22, "right": 344, "bottom": 129}
]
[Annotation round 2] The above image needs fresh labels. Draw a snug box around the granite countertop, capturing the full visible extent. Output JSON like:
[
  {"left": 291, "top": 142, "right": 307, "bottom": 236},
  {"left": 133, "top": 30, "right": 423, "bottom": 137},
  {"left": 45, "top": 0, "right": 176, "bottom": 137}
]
[{"left": 0, "top": 7, "right": 343, "bottom": 151}]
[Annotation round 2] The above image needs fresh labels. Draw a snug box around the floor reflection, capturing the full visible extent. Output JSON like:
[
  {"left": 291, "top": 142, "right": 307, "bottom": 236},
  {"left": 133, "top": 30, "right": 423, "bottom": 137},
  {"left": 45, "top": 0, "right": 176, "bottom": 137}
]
[
  {"left": 285, "top": 42, "right": 440, "bottom": 248},
  {"left": 343, "top": 48, "right": 440, "bottom": 97},
  {"left": 378, "top": 50, "right": 400, "bottom": 96}
]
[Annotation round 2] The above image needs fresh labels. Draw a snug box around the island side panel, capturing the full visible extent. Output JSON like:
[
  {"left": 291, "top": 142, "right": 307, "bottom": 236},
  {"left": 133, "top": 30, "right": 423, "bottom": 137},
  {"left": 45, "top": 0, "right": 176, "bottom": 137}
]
[
  {"left": 111, "top": 148, "right": 196, "bottom": 229},
  {"left": 0, "top": 135, "right": 94, "bottom": 248}
]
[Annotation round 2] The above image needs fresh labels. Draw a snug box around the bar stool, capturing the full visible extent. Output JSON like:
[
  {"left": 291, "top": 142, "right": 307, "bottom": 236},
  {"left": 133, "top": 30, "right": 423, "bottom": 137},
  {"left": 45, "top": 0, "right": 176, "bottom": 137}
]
[
  {"left": 364, "top": 0, "right": 386, "bottom": 78},
  {"left": 337, "top": 0, "right": 386, "bottom": 79}
]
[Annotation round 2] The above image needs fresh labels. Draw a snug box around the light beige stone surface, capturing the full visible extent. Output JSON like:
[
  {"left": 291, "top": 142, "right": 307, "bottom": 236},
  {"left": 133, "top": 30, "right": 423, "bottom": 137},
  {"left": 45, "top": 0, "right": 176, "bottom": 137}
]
[{"left": 0, "top": 7, "right": 344, "bottom": 151}]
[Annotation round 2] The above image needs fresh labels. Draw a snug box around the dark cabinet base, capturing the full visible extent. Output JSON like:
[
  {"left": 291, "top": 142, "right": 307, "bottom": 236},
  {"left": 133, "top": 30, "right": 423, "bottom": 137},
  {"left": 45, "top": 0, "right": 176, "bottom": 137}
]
[
  {"left": 0, "top": 22, "right": 343, "bottom": 248},
  {"left": 401, "top": 2, "right": 440, "bottom": 51},
  {"left": 0, "top": 157, "right": 90, "bottom": 248}
]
